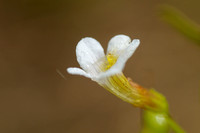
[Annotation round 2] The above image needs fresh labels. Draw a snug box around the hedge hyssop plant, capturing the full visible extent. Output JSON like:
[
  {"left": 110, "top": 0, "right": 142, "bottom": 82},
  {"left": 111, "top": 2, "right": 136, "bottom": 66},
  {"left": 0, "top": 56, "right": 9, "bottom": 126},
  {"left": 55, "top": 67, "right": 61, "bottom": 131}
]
[{"left": 67, "top": 35, "right": 185, "bottom": 133}]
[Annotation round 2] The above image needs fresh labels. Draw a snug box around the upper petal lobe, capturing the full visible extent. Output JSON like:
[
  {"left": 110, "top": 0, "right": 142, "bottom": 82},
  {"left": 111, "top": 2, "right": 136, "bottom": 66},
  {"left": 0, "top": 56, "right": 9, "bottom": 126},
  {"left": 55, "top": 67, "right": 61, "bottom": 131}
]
[{"left": 76, "top": 37, "right": 105, "bottom": 73}]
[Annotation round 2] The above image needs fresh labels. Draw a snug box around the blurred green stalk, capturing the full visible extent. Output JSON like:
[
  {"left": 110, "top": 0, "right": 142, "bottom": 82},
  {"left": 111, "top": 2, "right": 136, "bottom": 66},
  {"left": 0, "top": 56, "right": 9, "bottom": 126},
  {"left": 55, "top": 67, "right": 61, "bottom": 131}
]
[{"left": 160, "top": 5, "right": 200, "bottom": 45}]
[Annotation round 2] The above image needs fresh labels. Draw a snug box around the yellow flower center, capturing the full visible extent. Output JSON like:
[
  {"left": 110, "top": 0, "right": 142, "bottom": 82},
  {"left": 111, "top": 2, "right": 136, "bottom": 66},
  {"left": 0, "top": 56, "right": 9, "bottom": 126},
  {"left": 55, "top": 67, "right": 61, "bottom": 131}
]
[{"left": 106, "top": 53, "right": 117, "bottom": 70}]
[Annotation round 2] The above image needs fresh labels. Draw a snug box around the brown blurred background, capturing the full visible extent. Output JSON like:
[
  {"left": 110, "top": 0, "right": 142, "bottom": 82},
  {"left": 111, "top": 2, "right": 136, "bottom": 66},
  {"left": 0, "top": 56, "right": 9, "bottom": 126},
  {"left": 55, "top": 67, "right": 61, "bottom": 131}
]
[{"left": 0, "top": 0, "right": 200, "bottom": 133}]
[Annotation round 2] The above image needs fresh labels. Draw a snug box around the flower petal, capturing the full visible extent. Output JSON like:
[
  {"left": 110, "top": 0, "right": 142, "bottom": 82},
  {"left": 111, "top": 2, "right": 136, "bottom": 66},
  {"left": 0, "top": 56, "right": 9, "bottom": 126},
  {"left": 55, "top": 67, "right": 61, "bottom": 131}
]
[
  {"left": 76, "top": 37, "right": 105, "bottom": 73},
  {"left": 107, "top": 35, "right": 131, "bottom": 56},
  {"left": 67, "top": 67, "right": 91, "bottom": 78},
  {"left": 97, "top": 39, "right": 140, "bottom": 79}
]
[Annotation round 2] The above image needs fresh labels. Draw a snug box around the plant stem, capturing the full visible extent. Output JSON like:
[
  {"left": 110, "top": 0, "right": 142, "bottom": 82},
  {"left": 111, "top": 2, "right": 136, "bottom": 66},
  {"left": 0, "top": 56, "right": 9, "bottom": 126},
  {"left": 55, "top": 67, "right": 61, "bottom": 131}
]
[{"left": 167, "top": 117, "right": 186, "bottom": 133}]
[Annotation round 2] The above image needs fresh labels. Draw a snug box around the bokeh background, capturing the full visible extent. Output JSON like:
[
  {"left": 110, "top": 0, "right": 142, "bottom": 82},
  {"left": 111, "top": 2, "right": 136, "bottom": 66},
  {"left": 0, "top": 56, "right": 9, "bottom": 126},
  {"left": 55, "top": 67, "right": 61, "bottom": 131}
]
[{"left": 0, "top": 0, "right": 200, "bottom": 133}]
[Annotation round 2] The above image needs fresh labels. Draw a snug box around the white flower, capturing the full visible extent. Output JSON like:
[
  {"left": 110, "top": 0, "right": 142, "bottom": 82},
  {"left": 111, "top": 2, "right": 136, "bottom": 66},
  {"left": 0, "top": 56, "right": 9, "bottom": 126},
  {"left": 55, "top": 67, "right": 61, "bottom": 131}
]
[
  {"left": 67, "top": 34, "right": 140, "bottom": 104},
  {"left": 67, "top": 34, "right": 140, "bottom": 79}
]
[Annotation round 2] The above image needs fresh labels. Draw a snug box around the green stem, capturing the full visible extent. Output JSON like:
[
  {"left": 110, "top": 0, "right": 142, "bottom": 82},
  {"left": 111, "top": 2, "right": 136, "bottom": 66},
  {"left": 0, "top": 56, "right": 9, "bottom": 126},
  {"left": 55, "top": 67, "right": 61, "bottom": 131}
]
[
  {"left": 160, "top": 5, "right": 200, "bottom": 45},
  {"left": 167, "top": 117, "right": 186, "bottom": 133}
]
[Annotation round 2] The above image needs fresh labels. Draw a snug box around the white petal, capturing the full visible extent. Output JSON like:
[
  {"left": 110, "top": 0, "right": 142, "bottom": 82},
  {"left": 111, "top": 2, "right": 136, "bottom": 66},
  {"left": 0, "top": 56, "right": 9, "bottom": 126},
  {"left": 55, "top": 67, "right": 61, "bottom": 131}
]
[
  {"left": 107, "top": 34, "right": 131, "bottom": 56},
  {"left": 67, "top": 67, "right": 91, "bottom": 78},
  {"left": 76, "top": 37, "right": 105, "bottom": 73},
  {"left": 97, "top": 39, "right": 140, "bottom": 79}
]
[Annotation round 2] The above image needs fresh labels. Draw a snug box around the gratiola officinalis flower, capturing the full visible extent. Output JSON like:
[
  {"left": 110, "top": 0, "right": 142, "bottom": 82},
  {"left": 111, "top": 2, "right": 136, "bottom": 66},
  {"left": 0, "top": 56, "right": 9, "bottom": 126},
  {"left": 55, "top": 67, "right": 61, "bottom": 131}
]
[{"left": 67, "top": 34, "right": 168, "bottom": 112}]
